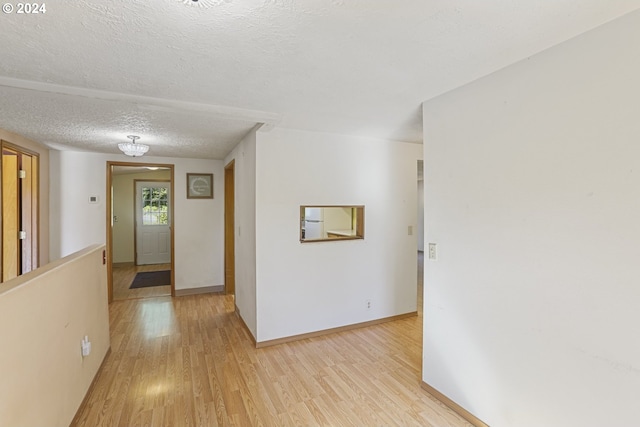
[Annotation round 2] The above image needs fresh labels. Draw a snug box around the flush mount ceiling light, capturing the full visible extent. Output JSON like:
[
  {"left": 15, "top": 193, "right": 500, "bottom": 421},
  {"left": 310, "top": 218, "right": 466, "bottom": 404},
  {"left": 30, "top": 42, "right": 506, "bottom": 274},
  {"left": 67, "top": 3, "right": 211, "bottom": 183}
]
[
  {"left": 118, "top": 135, "right": 149, "bottom": 157},
  {"left": 178, "top": 0, "right": 231, "bottom": 8}
]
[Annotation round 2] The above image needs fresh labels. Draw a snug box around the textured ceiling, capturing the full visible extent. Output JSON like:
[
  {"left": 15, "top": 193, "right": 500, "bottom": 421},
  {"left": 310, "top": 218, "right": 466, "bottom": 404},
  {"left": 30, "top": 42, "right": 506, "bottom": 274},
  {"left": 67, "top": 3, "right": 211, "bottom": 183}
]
[
  {"left": 0, "top": 82, "right": 267, "bottom": 158},
  {"left": 1, "top": 0, "right": 639, "bottom": 159}
]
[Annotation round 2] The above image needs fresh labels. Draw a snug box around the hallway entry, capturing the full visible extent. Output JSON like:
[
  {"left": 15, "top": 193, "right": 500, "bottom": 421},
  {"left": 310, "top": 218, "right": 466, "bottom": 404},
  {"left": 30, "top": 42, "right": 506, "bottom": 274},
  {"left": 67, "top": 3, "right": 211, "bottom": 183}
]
[{"left": 107, "top": 162, "right": 175, "bottom": 302}]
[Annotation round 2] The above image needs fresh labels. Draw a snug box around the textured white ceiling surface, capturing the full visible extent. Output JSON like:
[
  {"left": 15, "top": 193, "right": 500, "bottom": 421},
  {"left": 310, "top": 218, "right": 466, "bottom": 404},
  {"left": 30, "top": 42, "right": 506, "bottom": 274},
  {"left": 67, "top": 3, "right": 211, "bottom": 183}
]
[{"left": 1, "top": 0, "right": 639, "bottom": 158}]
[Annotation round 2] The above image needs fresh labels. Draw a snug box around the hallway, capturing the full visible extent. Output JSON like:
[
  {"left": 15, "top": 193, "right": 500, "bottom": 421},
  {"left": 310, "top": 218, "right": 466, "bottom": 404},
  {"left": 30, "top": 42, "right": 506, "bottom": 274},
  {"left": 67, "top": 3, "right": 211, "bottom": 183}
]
[{"left": 73, "top": 254, "right": 470, "bottom": 426}]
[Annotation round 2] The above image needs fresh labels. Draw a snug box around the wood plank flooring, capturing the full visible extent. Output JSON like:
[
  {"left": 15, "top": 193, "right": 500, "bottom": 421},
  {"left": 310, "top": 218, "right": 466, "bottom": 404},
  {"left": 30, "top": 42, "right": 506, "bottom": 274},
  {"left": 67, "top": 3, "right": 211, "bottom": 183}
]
[
  {"left": 73, "top": 253, "right": 471, "bottom": 426},
  {"left": 112, "top": 263, "right": 171, "bottom": 301}
]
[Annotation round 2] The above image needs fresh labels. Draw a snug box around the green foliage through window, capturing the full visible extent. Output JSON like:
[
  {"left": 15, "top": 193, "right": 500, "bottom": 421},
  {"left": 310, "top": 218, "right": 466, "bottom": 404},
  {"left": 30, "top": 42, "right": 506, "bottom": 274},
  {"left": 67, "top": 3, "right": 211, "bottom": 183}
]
[{"left": 142, "top": 187, "right": 168, "bottom": 225}]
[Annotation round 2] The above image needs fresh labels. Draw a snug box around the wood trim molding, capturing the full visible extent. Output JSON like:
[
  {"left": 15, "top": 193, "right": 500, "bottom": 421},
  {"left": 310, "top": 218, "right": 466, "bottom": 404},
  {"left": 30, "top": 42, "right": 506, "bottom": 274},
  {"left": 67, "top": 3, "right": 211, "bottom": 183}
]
[
  {"left": 420, "top": 381, "right": 490, "bottom": 427},
  {"left": 1, "top": 139, "right": 40, "bottom": 157},
  {"left": 256, "top": 312, "right": 417, "bottom": 348},
  {"left": 174, "top": 285, "right": 224, "bottom": 297}
]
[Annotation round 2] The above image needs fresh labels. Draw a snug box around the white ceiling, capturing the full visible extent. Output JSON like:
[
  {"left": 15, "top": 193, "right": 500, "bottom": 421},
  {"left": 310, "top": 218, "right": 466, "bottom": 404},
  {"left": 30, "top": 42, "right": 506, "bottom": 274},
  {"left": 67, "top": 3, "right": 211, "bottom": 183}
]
[{"left": 1, "top": 0, "right": 638, "bottom": 159}]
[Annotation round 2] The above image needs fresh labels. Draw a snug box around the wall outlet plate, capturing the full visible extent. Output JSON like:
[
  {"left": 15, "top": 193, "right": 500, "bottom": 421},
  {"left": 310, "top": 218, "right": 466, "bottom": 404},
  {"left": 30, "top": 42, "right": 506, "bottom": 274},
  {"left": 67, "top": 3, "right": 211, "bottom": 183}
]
[{"left": 428, "top": 243, "right": 437, "bottom": 260}]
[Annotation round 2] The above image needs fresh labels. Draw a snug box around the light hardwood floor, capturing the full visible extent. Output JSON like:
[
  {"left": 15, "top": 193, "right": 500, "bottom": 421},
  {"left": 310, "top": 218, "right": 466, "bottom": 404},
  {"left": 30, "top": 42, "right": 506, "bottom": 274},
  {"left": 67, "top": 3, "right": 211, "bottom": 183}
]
[
  {"left": 73, "top": 253, "right": 471, "bottom": 426},
  {"left": 112, "top": 263, "right": 172, "bottom": 301}
]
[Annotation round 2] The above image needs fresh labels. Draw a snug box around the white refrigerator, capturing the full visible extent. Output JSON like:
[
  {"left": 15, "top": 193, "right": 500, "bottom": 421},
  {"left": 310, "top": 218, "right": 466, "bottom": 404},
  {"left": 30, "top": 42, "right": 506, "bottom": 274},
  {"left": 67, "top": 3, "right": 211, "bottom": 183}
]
[{"left": 304, "top": 208, "right": 324, "bottom": 239}]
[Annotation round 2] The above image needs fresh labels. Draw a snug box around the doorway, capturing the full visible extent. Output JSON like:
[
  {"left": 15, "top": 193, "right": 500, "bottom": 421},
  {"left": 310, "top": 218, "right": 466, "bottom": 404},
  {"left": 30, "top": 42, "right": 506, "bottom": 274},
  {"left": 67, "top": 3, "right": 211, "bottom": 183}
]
[
  {"left": 135, "top": 180, "right": 171, "bottom": 265},
  {"left": 106, "top": 162, "right": 175, "bottom": 302},
  {"left": 224, "top": 160, "right": 235, "bottom": 295}
]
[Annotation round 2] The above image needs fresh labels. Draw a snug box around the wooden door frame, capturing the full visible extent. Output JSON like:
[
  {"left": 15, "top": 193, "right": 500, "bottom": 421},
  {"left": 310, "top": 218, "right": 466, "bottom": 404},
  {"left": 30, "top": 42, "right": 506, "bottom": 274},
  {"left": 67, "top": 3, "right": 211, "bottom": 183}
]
[
  {"left": 106, "top": 161, "right": 175, "bottom": 303},
  {"left": 224, "top": 160, "right": 235, "bottom": 295}
]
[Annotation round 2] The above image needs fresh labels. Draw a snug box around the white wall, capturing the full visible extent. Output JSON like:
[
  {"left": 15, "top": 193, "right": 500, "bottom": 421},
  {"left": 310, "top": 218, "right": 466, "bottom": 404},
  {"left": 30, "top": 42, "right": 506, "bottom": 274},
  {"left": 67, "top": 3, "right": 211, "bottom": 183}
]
[
  {"left": 50, "top": 151, "right": 225, "bottom": 291},
  {"left": 422, "top": 10, "right": 640, "bottom": 427},
  {"left": 224, "top": 129, "right": 258, "bottom": 337},
  {"left": 50, "top": 151, "right": 106, "bottom": 258},
  {"left": 255, "top": 127, "right": 421, "bottom": 342}
]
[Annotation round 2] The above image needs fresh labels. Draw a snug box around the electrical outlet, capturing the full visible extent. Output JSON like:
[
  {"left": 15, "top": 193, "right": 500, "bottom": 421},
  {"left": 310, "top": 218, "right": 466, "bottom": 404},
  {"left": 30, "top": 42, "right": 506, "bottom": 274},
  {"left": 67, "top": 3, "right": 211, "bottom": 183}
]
[
  {"left": 366, "top": 299, "right": 372, "bottom": 310},
  {"left": 428, "top": 243, "right": 437, "bottom": 260},
  {"left": 81, "top": 336, "right": 91, "bottom": 357}
]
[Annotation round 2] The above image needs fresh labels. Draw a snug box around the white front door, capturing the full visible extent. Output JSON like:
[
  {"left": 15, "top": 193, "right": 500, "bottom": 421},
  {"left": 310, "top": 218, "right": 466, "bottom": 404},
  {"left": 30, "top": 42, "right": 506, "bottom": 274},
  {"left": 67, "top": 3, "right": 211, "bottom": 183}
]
[{"left": 135, "top": 181, "right": 171, "bottom": 265}]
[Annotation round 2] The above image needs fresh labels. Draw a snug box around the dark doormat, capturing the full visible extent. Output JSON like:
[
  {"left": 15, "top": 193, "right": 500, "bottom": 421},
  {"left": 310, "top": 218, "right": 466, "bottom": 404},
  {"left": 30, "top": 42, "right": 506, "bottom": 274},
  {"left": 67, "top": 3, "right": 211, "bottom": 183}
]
[{"left": 129, "top": 270, "right": 171, "bottom": 289}]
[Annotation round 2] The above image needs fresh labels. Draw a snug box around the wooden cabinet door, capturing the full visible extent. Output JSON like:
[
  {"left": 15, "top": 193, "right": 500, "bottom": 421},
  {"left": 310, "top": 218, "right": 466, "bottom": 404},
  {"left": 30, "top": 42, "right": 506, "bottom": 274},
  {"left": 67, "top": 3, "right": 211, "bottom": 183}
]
[{"left": 1, "top": 143, "right": 38, "bottom": 282}]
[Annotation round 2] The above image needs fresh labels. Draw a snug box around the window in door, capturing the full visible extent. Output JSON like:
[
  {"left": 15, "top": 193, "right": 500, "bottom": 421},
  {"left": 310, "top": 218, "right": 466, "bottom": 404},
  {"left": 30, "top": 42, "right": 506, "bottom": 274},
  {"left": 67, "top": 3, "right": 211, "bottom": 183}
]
[{"left": 141, "top": 186, "right": 168, "bottom": 225}]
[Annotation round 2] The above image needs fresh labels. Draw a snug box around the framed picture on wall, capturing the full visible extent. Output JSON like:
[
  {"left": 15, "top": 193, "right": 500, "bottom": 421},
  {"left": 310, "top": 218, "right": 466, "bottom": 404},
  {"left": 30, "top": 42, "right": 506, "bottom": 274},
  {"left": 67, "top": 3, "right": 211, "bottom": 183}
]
[{"left": 186, "top": 173, "right": 213, "bottom": 199}]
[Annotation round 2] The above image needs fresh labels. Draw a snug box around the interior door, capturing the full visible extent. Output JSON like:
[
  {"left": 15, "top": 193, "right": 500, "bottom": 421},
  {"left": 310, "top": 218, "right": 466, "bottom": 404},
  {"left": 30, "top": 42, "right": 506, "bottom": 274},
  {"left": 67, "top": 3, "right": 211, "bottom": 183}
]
[
  {"left": 135, "top": 180, "right": 171, "bottom": 265},
  {"left": 224, "top": 161, "right": 235, "bottom": 295}
]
